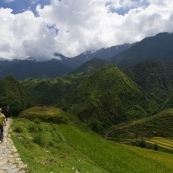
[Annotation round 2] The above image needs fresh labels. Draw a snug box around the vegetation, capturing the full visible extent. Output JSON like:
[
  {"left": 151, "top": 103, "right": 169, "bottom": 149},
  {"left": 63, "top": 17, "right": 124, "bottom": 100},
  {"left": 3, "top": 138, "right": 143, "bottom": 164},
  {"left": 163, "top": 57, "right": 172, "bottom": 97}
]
[
  {"left": 147, "top": 137, "right": 173, "bottom": 152},
  {"left": 1, "top": 32, "right": 173, "bottom": 173},
  {"left": 0, "top": 76, "right": 39, "bottom": 115},
  {"left": 57, "top": 65, "right": 156, "bottom": 133},
  {"left": 105, "top": 109, "right": 173, "bottom": 151},
  {"left": 22, "top": 58, "right": 110, "bottom": 104},
  {"left": 11, "top": 113, "right": 173, "bottom": 173},
  {"left": 124, "top": 59, "right": 173, "bottom": 106}
]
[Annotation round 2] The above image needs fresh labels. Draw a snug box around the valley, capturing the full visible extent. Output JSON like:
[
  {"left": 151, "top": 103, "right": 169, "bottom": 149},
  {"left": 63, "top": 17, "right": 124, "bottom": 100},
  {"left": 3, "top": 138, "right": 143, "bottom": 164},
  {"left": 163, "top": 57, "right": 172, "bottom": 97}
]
[{"left": 1, "top": 32, "right": 173, "bottom": 172}]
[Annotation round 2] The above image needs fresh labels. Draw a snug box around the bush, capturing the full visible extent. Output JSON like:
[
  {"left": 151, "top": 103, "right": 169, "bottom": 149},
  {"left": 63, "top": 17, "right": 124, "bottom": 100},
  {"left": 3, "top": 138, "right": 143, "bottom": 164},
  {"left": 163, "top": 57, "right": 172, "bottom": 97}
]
[
  {"left": 14, "top": 126, "right": 23, "bottom": 133},
  {"left": 33, "top": 133, "right": 46, "bottom": 146},
  {"left": 27, "top": 123, "right": 43, "bottom": 132},
  {"left": 33, "top": 118, "right": 41, "bottom": 124},
  {"left": 154, "top": 143, "right": 158, "bottom": 151},
  {"left": 88, "top": 119, "right": 104, "bottom": 134},
  {"left": 28, "top": 123, "right": 37, "bottom": 132},
  {"left": 140, "top": 139, "right": 147, "bottom": 148}
]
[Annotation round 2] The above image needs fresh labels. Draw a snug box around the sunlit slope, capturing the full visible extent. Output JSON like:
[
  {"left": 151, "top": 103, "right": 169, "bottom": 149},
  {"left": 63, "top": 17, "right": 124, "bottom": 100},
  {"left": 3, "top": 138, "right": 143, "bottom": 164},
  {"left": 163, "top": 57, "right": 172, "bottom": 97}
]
[
  {"left": 147, "top": 137, "right": 173, "bottom": 151},
  {"left": 22, "top": 58, "right": 109, "bottom": 104},
  {"left": 58, "top": 65, "right": 156, "bottom": 131},
  {"left": 12, "top": 116, "right": 173, "bottom": 173}
]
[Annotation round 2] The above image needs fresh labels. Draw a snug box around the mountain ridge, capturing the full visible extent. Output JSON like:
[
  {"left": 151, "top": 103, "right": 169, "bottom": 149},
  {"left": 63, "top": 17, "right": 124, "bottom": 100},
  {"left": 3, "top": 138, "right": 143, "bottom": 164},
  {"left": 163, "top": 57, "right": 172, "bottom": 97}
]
[{"left": 109, "top": 32, "right": 173, "bottom": 68}]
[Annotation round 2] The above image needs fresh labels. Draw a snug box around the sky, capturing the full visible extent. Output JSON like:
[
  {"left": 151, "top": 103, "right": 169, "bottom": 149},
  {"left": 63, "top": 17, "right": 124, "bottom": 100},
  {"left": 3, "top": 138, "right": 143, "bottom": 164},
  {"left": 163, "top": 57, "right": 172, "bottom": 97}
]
[{"left": 0, "top": 0, "right": 173, "bottom": 61}]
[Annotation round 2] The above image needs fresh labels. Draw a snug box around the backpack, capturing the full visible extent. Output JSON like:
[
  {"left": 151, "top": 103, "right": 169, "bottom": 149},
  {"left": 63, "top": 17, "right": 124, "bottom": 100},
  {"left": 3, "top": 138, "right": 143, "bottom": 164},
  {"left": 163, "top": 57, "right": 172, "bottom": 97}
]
[{"left": 0, "top": 113, "right": 4, "bottom": 125}]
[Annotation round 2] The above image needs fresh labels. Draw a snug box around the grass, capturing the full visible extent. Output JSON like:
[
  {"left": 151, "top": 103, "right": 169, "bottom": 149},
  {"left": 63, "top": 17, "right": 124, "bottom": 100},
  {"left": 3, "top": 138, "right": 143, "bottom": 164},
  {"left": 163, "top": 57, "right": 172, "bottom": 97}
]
[
  {"left": 147, "top": 137, "right": 173, "bottom": 151},
  {"left": 11, "top": 118, "right": 107, "bottom": 173},
  {"left": 105, "top": 108, "right": 173, "bottom": 140},
  {"left": 10, "top": 116, "right": 173, "bottom": 173}
]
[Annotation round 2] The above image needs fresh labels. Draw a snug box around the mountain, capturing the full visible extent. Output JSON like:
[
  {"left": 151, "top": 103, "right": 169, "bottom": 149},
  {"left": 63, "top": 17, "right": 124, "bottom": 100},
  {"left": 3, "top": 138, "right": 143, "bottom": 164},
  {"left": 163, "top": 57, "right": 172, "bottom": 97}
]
[
  {"left": 109, "top": 32, "right": 173, "bottom": 68},
  {"left": 70, "top": 57, "right": 111, "bottom": 74},
  {"left": 71, "top": 44, "right": 132, "bottom": 64},
  {"left": 57, "top": 65, "right": 156, "bottom": 133},
  {"left": 0, "top": 59, "right": 74, "bottom": 80},
  {"left": 1, "top": 32, "right": 173, "bottom": 79},
  {"left": 22, "top": 58, "right": 110, "bottom": 104},
  {"left": 0, "top": 44, "right": 130, "bottom": 80},
  {"left": 0, "top": 75, "right": 39, "bottom": 115},
  {"left": 124, "top": 59, "right": 173, "bottom": 106}
]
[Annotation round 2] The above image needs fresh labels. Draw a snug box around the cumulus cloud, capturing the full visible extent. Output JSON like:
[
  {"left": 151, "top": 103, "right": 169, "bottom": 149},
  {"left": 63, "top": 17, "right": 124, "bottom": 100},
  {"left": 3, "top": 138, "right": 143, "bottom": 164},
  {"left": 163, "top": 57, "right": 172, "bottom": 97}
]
[{"left": 0, "top": 0, "right": 173, "bottom": 60}]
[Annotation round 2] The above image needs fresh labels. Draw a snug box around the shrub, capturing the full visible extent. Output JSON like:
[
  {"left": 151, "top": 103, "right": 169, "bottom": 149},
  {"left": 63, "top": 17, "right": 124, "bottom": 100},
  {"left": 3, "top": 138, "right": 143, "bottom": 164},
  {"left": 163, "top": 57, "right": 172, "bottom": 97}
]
[
  {"left": 33, "top": 133, "right": 46, "bottom": 146},
  {"left": 140, "top": 139, "right": 147, "bottom": 148},
  {"left": 154, "top": 143, "right": 158, "bottom": 151},
  {"left": 28, "top": 123, "right": 37, "bottom": 133},
  {"left": 27, "top": 123, "right": 43, "bottom": 132},
  {"left": 14, "top": 126, "right": 23, "bottom": 133},
  {"left": 88, "top": 119, "right": 104, "bottom": 134},
  {"left": 33, "top": 118, "right": 41, "bottom": 124}
]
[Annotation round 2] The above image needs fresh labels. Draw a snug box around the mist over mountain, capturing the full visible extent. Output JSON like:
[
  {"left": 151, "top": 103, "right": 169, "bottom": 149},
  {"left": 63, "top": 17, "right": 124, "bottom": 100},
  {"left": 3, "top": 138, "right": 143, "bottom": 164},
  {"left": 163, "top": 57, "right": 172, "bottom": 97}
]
[
  {"left": 0, "top": 32, "right": 173, "bottom": 80},
  {"left": 0, "top": 59, "right": 74, "bottom": 80},
  {"left": 0, "top": 44, "right": 130, "bottom": 80}
]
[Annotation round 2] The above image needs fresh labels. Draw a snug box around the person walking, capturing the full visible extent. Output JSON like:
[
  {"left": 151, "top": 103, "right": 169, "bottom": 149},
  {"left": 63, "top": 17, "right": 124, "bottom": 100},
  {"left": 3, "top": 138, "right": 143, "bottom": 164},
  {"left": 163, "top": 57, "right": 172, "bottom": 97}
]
[
  {"left": 3, "top": 106, "right": 9, "bottom": 121},
  {"left": 0, "top": 108, "right": 6, "bottom": 143}
]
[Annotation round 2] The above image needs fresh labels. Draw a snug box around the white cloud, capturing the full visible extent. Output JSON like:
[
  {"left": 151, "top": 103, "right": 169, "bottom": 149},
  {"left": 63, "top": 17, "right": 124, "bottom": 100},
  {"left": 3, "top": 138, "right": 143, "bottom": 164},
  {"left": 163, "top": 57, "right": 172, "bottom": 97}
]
[
  {"left": 30, "top": 0, "right": 39, "bottom": 5},
  {"left": 3, "top": 0, "right": 15, "bottom": 3},
  {"left": 0, "top": 0, "right": 173, "bottom": 60}
]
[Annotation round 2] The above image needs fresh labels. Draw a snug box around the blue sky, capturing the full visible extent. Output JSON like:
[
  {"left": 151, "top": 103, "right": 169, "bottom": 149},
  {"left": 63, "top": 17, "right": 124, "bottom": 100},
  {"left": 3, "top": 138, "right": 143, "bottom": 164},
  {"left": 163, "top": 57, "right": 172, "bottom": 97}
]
[
  {"left": 0, "top": 0, "right": 173, "bottom": 61},
  {"left": 0, "top": 0, "right": 50, "bottom": 15}
]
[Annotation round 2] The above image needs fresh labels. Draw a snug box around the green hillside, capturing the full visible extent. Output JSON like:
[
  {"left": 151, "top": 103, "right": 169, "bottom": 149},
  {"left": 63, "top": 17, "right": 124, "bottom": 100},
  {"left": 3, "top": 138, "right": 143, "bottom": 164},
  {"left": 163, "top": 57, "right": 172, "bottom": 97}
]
[
  {"left": 0, "top": 76, "right": 39, "bottom": 115},
  {"left": 57, "top": 65, "right": 156, "bottom": 133},
  {"left": 22, "top": 58, "right": 109, "bottom": 104},
  {"left": 11, "top": 107, "right": 173, "bottom": 173},
  {"left": 124, "top": 59, "right": 173, "bottom": 106},
  {"left": 105, "top": 109, "right": 173, "bottom": 147}
]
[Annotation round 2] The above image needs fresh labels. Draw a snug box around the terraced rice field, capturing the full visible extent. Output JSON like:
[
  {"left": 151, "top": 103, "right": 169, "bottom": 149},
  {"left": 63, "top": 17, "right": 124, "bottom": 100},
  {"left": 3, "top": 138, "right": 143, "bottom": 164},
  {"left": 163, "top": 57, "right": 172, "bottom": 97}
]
[{"left": 147, "top": 137, "right": 173, "bottom": 150}]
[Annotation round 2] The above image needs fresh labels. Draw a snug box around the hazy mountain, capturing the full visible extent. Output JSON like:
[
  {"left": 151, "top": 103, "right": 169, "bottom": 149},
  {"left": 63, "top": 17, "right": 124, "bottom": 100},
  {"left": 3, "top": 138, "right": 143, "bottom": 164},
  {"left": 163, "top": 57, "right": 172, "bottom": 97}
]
[
  {"left": 1, "top": 32, "right": 173, "bottom": 80},
  {"left": 0, "top": 44, "right": 130, "bottom": 80},
  {"left": 109, "top": 32, "right": 173, "bottom": 68},
  {"left": 72, "top": 44, "right": 132, "bottom": 64},
  {"left": 54, "top": 44, "right": 132, "bottom": 68},
  {"left": 70, "top": 57, "right": 111, "bottom": 74},
  {"left": 0, "top": 59, "right": 74, "bottom": 80}
]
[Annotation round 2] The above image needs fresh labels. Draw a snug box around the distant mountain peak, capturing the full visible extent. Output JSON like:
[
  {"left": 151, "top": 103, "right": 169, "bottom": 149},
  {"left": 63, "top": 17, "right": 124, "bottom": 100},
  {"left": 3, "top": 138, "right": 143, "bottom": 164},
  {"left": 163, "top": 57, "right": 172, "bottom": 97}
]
[
  {"left": 82, "top": 50, "right": 97, "bottom": 55},
  {"left": 25, "top": 57, "right": 36, "bottom": 61},
  {"left": 53, "top": 52, "right": 69, "bottom": 60}
]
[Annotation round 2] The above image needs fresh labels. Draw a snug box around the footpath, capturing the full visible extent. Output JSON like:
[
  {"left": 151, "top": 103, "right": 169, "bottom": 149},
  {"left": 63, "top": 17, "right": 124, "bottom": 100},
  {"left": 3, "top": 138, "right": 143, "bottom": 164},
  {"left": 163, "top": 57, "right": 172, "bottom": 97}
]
[{"left": 0, "top": 118, "right": 27, "bottom": 173}]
